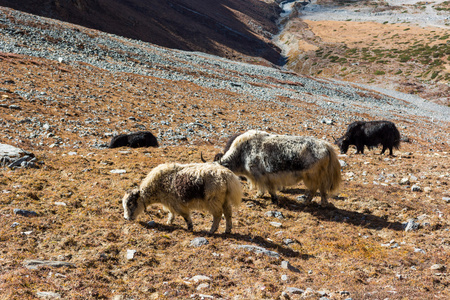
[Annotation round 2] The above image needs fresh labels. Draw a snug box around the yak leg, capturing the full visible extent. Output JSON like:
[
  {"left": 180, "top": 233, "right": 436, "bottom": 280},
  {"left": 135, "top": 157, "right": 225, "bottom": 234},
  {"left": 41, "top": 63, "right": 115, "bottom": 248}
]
[
  {"left": 319, "top": 190, "right": 334, "bottom": 208},
  {"left": 381, "top": 145, "right": 387, "bottom": 155},
  {"left": 389, "top": 146, "right": 394, "bottom": 156},
  {"left": 167, "top": 211, "right": 175, "bottom": 225},
  {"left": 180, "top": 213, "right": 193, "bottom": 231},
  {"left": 209, "top": 212, "right": 222, "bottom": 234},
  {"left": 223, "top": 204, "right": 233, "bottom": 234},
  {"left": 356, "top": 143, "right": 364, "bottom": 154},
  {"left": 269, "top": 191, "right": 278, "bottom": 204}
]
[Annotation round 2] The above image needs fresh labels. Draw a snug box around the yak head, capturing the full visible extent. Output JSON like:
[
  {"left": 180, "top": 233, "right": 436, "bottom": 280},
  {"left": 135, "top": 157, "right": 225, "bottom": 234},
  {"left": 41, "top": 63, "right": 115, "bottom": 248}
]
[
  {"left": 122, "top": 188, "right": 145, "bottom": 221},
  {"left": 334, "top": 136, "right": 350, "bottom": 154}
]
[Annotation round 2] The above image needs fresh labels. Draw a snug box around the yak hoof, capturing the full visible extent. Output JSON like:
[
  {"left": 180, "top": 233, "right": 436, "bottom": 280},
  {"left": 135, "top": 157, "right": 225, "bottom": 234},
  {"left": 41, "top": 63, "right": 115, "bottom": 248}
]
[{"left": 320, "top": 202, "right": 335, "bottom": 209}]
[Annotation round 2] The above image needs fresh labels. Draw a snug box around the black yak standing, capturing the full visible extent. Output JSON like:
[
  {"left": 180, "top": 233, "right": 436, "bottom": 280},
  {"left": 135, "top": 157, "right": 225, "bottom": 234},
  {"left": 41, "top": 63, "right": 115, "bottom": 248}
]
[
  {"left": 108, "top": 131, "right": 158, "bottom": 148},
  {"left": 335, "top": 120, "right": 400, "bottom": 155}
]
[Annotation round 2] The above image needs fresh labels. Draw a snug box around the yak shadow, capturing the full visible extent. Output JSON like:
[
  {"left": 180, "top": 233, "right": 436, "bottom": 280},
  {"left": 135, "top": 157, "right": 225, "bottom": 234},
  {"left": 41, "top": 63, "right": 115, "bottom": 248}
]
[
  {"left": 138, "top": 219, "right": 311, "bottom": 259},
  {"left": 275, "top": 196, "right": 405, "bottom": 231}
]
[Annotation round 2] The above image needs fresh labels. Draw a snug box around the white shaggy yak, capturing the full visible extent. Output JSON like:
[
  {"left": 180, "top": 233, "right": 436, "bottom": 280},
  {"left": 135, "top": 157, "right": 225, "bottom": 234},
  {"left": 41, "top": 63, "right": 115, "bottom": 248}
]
[
  {"left": 217, "top": 130, "right": 342, "bottom": 207},
  {"left": 122, "top": 162, "right": 242, "bottom": 234}
]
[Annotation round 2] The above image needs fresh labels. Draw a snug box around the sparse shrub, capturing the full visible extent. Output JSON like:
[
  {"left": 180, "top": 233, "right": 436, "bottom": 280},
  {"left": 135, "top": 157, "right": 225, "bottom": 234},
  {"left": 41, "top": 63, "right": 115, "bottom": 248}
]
[
  {"left": 399, "top": 55, "right": 411, "bottom": 62},
  {"left": 374, "top": 70, "right": 386, "bottom": 75}
]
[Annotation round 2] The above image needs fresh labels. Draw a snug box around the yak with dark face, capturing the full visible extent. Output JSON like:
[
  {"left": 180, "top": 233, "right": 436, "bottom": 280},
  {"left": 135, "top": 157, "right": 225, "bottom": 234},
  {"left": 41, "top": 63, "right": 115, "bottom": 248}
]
[
  {"left": 335, "top": 120, "right": 400, "bottom": 155},
  {"left": 109, "top": 131, "right": 158, "bottom": 148},
  {"left": 216, "top": 130, "right": 341, "bottom": 207}
]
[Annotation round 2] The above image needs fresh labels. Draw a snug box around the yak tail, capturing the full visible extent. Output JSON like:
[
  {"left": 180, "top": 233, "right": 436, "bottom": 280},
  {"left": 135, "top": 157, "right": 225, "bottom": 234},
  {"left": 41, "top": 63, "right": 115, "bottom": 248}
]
[
  {"left": 225, "top": 173, "right": 243, "bottom": 208},
  {"left": 325, "top": 143, "right": 342, "bottom": 195}
]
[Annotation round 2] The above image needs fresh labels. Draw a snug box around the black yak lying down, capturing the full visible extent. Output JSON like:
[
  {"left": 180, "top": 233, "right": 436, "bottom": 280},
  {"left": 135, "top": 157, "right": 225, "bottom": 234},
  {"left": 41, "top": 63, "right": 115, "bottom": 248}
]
[
  {"left": 108, "top": 131, "right": 158, "bottom": 148},
  {"left": 335, "top": 120, "right": 400, "bottom": 155},
  {"left": 215, "top": 130, "right": 341, "bottom": 207}
]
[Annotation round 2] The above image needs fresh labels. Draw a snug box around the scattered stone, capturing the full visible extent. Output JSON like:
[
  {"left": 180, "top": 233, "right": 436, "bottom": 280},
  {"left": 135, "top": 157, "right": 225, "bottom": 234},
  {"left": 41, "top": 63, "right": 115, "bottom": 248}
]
[
  {"left": 126, "top": 249, "right": 137, "bottom": 260},
  {"left": 270, "top": 222, "right": 282, "bottom": 228},
  {"left": 190, "top": 237, "right": 209, "bottom": 247},
  {"left": 399, "top": 177, "right": 410, "bottom": 185},
  {"left": 110, "top": 169, "right": 126, "bottom": 174},
  {"left": 196, "top": 283, "right": 209, "bottom": 290},
  {"left": 14, "top": 209, "right": 38, "bottom": 217},
  {"left": 147, "top": 220, "right": 156, "bottom": 227},
  {"left": 414, "top": 248, "right": 426, "bottom": 254},
  {"left": 283, "top": 238, "right": 294, "bottom": 245},
  {"left": 404, "top": 218, "right": 420, "bottom": 232},
  {"left": 339, "top": 160, "right": 347, "bottom": 167},
  {"left": 281, "top": 274, "right": 289, "bottom": 281},
  {"left": 430, "top": 264, "right": 446, "bottom": 271},
  {"left": 284, "top": 287, "right": 304, "bottom": 295},
  {"left": 443, "top": 197, "right": 450, "bottom": 203},
  {"left": 411, "top": 184, "right": 422, "bottom": 192},
  {"left": 320, "top": 118, "right": 334, "bottom": 125},
  {"left": 265, "top": 211, "right": 285, "bottom": 219},
  {"left": 36, "top": 291, "right": 61, "bottom": 299},
  {"left": 281, "top": 261, "right": 301, "bottom": 273},
  {"left": 11, "top": 222, "right": 20, "bottom": 228},
  {"left": 189, "top": 275, "right": 212, "bottom": 283},
  {"left": 235, "top": 245, "right": 280, "bottom": 258},
  {"left": 54, "top": 202, "right": 67, "bottom": 206},
  {"left": 23, "top": 260, "right": 75, "bottom": 269}
]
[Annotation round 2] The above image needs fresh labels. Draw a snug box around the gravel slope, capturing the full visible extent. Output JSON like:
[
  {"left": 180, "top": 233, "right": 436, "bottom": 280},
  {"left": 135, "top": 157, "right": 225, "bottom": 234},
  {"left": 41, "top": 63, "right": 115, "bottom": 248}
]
[{"left": 1, "top": 6, "right": 449, "bottom": 125}]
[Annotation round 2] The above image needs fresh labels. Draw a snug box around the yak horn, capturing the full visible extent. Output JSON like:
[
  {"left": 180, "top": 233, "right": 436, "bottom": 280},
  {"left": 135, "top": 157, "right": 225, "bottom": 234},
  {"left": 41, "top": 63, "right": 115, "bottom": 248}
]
[{"left": 200, "top": 152, "right": 207, "bottom": 163}]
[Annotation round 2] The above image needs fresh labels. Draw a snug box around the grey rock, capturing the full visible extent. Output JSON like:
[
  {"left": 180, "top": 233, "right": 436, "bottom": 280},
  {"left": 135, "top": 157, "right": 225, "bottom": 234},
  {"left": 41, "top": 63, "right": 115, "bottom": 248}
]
[
  {"left": 190, "top": 237, "right": 209, "bottom": 247},
  {"left": 270, "top": 222, "right": 282, "bottom": 228},
  {"left": 284, "top": 287, "right": 304, "bottom": 295},
  {"left": 404, "top": 218, "right": 420, "bottom": 232},
  {"left": 339, "top": 159, "right": 347, "bottom": 167},
  {"left": 236, "top": 245, "right": 280, "bottom": 258},
  {"left": 126, "top": 249, "right": 137, "bottom": 260},
  {"left": 443, "top": 197, "right": 450, "bottom": 203},
  {"left": 14, "top": 209, "right": 38, "bottom": 217},
  {"left": 430, "top": 264, "right": 446, "bottom": 271},
  {"left": 411, "top": 184, "right": 422, "bottom": 192},
  {"left": 283, "top": 238, "right": 295, "bottom": 245},
  {"left": 23, "top": 260, "right": 75, "bottom": 269},
  {"left": 265, "top": 211, "right": 285, "bottom": 219},
  {"left": 36, "top": 291, "right": 61, "bottom": 299},
  {"left": 281, "top": 260, "right": 301, "bottom": 273}
]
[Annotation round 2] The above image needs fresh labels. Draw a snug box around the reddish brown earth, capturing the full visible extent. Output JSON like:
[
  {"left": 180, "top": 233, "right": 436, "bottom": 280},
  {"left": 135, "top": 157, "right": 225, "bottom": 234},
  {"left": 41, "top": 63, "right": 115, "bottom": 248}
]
[
  {"left": 0, "top": 0, "right": 282, "bottom": 65},
  {"left": 0, "top": 4, "right": 449, "bottom": 300}
]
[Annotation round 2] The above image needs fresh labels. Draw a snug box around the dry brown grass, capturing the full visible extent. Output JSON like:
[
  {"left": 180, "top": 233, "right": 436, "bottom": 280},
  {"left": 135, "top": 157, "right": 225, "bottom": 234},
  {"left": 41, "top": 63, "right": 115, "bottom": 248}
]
[
  {"left": 0, "top": 50, "right": 449, "bottom": 299},
  {"left": 278, "top": 16, "right": 450, "bottom": 105}
]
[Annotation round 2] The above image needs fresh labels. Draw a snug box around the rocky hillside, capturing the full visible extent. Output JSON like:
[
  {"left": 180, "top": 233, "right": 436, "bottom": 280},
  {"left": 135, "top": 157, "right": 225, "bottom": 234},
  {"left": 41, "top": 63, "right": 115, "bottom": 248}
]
[
  {"left": 1, "top": 6, "right": 450, "bottom": 300},
  {"left": 275, "top": 0, "right": 450, "bottom": 105},
  {"left": 0, "top": 0, "right": 283, "bottom": 64}
]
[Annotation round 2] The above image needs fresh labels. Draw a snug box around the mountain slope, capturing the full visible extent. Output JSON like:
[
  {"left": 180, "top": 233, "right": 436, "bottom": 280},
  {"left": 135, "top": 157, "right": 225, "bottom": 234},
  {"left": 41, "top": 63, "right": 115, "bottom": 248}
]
[
  {"left": 0, "top": 0, "right": 283, "bottom": 64},
  {"left": 0, "top": 6, "right": 449, "bottom": 300}
]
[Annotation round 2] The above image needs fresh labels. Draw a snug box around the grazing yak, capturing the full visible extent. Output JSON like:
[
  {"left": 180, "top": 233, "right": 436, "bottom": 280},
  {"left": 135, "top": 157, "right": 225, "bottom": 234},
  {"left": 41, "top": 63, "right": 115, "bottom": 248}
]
[
  {"left": 214, "top": 130, "right": 341, "bottom": 207},
  {"left": 335, "top": 120, "right": 400, "bottom": 155},
  {"left": 122, "top": 163, "right": 242, "bottom": 234},
  {"left": 109, "top": 131, "right": 158, "bottom": 148}
]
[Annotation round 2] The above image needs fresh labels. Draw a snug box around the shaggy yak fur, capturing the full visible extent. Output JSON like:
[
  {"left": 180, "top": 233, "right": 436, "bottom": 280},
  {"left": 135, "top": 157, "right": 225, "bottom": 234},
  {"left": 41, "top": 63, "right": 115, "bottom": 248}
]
[
  {"left": 335, "top": 120, "right": 400, "bottom": 155},
  {"left": 109, "top": 131, "right": 158, "bottom": 148},
  {"left": 122, "top": 163, "right": 242, "bottom": 234},
  {"left": 217, "top": 130, "right": 342, "bottom": 207}
]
